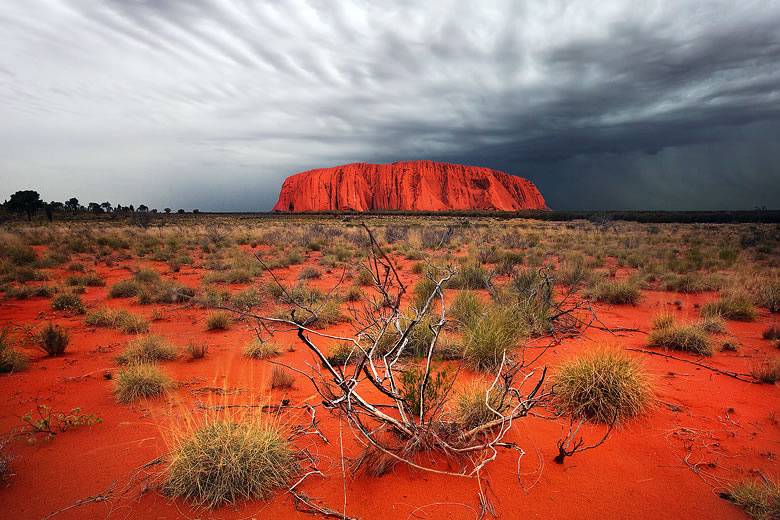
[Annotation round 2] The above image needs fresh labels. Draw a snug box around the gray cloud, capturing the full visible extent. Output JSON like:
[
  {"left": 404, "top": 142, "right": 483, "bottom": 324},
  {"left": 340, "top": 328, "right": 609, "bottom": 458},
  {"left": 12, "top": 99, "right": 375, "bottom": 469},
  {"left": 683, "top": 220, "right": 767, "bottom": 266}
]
[{"left": 1, "top": 0, "right": 778, "bottom": 210}]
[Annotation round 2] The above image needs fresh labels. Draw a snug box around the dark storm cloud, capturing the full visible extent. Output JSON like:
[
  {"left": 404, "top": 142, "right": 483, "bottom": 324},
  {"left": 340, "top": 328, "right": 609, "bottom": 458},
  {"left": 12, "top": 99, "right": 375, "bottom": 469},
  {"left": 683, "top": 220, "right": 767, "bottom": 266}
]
[{"left": 1, "top": 0, "right": 778, "bottom": 210}]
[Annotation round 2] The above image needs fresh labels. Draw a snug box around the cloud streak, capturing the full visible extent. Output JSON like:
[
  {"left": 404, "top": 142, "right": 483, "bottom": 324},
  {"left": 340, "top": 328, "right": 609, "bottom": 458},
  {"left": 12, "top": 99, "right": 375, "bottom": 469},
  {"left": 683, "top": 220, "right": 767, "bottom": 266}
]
[{"left": 1, "top": 0, "right": 778, "bottom": 210}]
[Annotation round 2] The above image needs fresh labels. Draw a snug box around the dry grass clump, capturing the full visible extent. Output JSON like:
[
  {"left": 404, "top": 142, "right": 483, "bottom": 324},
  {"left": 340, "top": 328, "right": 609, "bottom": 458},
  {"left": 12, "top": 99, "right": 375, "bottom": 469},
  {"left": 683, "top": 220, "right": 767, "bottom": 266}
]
[
  {"left": 751, "top": 358, "right": 780, "bottom": 384},
  {"left": 702, "top": 294, "right": 758, "bottom": 322},
  {"left": 65, "top": 272, "right": 105, "bottom": 287},
  {"left": 163, "top": 415, "right": 296, "bottom": 508},
  {"left": 462, "top": 305, "right": 525, "bottom": 371},
  {"left": 449, "top": 262, "right": 488, "bottom": 290},
  {"left": 205, "top": 311, "right": 231, "bottom": 330},
  {"left": 554, "top": 349, "right": 651, "bottom": 423},
  {"left": 588, "top": 279, "right": 641, "bottom": 305},
  {"left": 762, "top": 325, "right": 780, "bottom": 340},
  {"left": 449, "top": 290, "right": 482, "bottom": 328},
  {"left": 297, "top": 266, "right": 321, "bottom": 280},
  {"left": 698, "top": 314, "right": 726, "bottom": 334},
  {"left": 38, "top": 323, "right": 69, "bottom": 356},
  {"left": 0, "top": 330, "right": 28, "bottom": 373},
  {"left": 244, "top": 339, "right": 280, "bottom": 359},
  {"left": 114, "top": 363, "right": 172, "bottom": 403},
  {"left": 51, "top": 293, "right": 86, "bottom": 314},
  {"left": 270, "top": 367, "right": 294, "bottom": 389},
  {"left": 648, "top": 315, "right": 712, "bottom": 356},
  {"left": 326, "top": 342, "right": 355, "bottom": 365},
  {"left": 451, "top": 381, "right": 506, "bottom": 430},
  {"left": 117, "top": 335, "right": 177, "bottom": 365},
  {"left": 85, "top": 307, "right": 149, "bottom": 334},
  {"left": 187, "top": 342, "right": 208, "bottom": 360},
  {"left": 724, "top": 478, "right": 780, "bottom": 520}
]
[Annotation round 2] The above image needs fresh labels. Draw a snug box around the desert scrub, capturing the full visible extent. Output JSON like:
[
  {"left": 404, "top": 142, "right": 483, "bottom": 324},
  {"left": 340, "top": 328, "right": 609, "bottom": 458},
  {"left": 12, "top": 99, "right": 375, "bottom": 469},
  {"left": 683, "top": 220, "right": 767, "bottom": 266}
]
[
  {"left": 51, "top": 292, "right": 86, "bottom": 314},
  {"left": 649, "top": 314, "right": 711, "bottom": 355},
  {"left": 109, "top": 279, "right": 139, "bottom": 298},
  {"left": 588, "top": 279, "right": 641, "bottom": 305},
  {"left": 297, "top": 266, "right": 321, "bottom": 280},
  {"left": 38, "top": 323, "right": 69, "bottom": 356},
  {"left": 462, "top": 305, "right": 525, "bottom": 371},
  {"left": 326, "top": 342, "right": 355, "bottom": 365},
  {"left": 186, "top": 342, "right": 208, "bottom": 360},
  {"left": 244, "top": 339, "right": 280, "bottom": 359},
  {"left": 449, "top": 262, "right": 488, "bottom": 290},
  {"left": 205, "top": 311, "right": 231, "bottom": 330},
  {"left": 117, "top": 335, "right": 177, "bottom": 365},
  {"left": 270, "top": 366, "right": 294, "bottom": 389},
  {"left": 412, "top": 277, "right": 439, "bottom": 311},
  {"left": 65, "top": 272, "right": 105, "bottom": 287},
  {"left": 400, "top": 366, "right": 451, "bottom": 419},
  {"left": 697, "top": 314, "right": 726, "bottom": 334},
  {"left": 0, "top": 330, "right": 28, "bottom": 373},
  {"left": 452, "top": 381, "right": 506, "bottom": 430},
  {"left": 724, "top": 478, "right": 780, "bottom": 520},
  {"left": 554, "top": 349, "right": 651, "bottom": 423},
  {"left": 702, "top": 294, "right": 757, "bottom": 321},
  {"left": 763, "top": 325, "right": 780, "bottom": 340},
  {"left": 751, "top": 358, "right": 780, "bottom": 384},
  {"left": 449, "top": 290, "right": 482, "bottom": 328},
  {"left": 114, "top": 363, "right": 172, "bottom": 403},
  {"left": 85, "top": 308, "right": 149, "bottom": 334},
  {"left": 163, "top": 415, "right": 296, "bottom": 508}
]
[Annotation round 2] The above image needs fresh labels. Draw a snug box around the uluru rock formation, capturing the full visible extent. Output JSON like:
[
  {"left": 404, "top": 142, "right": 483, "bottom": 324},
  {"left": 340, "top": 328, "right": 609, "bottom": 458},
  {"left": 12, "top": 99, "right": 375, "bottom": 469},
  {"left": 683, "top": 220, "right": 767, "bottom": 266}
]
[{"left": 272, "top": 160, "right": 546, "bottom": 212}]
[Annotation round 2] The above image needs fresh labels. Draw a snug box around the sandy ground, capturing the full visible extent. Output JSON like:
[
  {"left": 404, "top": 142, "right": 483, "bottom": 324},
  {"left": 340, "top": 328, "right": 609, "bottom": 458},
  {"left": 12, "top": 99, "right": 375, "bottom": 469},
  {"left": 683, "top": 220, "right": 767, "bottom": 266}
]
[{"left": 0, "top": 248, "right": 778, "bottom": 519}]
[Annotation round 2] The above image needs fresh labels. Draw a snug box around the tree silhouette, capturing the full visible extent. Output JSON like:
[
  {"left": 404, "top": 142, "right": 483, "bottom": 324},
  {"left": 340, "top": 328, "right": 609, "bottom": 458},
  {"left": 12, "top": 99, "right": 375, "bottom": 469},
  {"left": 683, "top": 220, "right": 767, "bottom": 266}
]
[{"left": 6, "top": 190, "right": 43, "bottom": 220}]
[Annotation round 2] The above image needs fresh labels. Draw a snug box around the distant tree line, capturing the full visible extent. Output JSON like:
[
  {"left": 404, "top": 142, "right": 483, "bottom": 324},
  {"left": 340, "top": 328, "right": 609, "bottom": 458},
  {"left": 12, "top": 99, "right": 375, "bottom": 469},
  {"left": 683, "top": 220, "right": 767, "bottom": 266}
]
[{"left": 0, "top": 190, "right": 199, "bottom": 221}]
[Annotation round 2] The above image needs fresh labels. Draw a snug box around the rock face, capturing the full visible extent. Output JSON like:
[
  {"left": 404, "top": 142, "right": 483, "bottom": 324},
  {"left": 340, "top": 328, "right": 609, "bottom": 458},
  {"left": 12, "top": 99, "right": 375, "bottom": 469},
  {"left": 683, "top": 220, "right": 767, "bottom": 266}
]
[{"left": 272, "top": 160, "right": 547, "bottom": 212}]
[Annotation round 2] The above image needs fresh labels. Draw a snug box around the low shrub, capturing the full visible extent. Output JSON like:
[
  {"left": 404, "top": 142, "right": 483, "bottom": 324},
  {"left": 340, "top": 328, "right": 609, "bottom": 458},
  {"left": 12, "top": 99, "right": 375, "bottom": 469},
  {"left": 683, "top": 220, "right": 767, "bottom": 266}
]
[
  {"left": 449, "top": 291, "right": 482, "bottom": 328},
  {"left": 724, "top": 478, "right": 780, "bottom": 520},
  {"left": 698, "top": 314, "right": 726, "bottom": 334},
  {"left": 588, "top": 279, "right": 641, "bottom": 305},
  {"left": 554, "top": 349, "right": 651, "bottom": 423},
  {"left": 0, "top": 330, "right": 28, "bottom": 373},
  {"left": 65, "top": 273, "right": 105, "bottom": 287},
  {"left": 38, "top": 323, "right": 69, "bottom": 356},
  {"left": 449, "top": 262, "right": 488, "bottom": 290},
  {"left": 762, "top": 325, "right": 780, "bottom": 340},
  {"left": 752, "top": 358, "right": 780, "bottom": 384},
  {"left": 297, "top": 266, "right": 321, "bottom": 280},
  {"left": 187, "top": 342, "right": 208, "bottom": 360},
  {"left": 244, "top": 339, "right": 280, "bottom": 359},
  {"left": 206, "top": 311, "right": 231, "bottom": 331},
  {"left": 400, "top": 366, "right": 451, "bottom": 419},
  {"left": 114, "top": 363, "right": 171, "bottom": 403},
  {"left": 451, "top": 381, "right": 506, "bottom": 430},
  {"left": 462, "top": 305, "right": 525, "bottom": 371},
  {"left": 326, "top": 342, "right": 355, "bottom": 365},
  {"left": 117, "top": 335, "right": 177, "bottom": 365},
  {"left": 270, "top": 367, "right": 294, "bottom": 389},
  {"left": 648, "top": 316, "right": 711, "bottom": 355},
  {"left": 702, "top": 295, "right": 757, "bottom": 321},
  {"left": 109, "top": 279, "right": 139, "bottom": 298},
  {"left": 163, "top": 415, "right": 296, "bottom": 508},
  {"left": 51, "top": 293, "right": 85, "bottom": 314}
]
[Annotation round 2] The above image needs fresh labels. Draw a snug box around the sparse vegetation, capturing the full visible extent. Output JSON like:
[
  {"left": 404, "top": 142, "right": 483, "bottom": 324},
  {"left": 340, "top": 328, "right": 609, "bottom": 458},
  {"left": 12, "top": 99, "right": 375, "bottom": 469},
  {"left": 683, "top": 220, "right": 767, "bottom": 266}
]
[
  {"left": 206, "top": 311, "right": 231, "bottom": 330},
  {"left": 702, "top": 294, "right": 758, "bottom": 321},
  {"left": 38, "top": 323, "right": 69, "bottom": 356},
  {"left": 163, "top": 415, "right": 296, "bottom": 508},
  {"left": 649, "top": 316, "right": 712, "bottom": 355},
  {"left": 117, "top": 335, "right": 177, "bottom": 365},
  {"left": 244, "top": 339, "right": 280, "bottom": 359},
  {"left": 554, "top": 349, "right": 651, "bottom": 423},
  {"left": 114, "top": 363, "right": 172, "bottom": 403},
  {"left": 724, "top": 478, "right": 780, "bottom": 520}
]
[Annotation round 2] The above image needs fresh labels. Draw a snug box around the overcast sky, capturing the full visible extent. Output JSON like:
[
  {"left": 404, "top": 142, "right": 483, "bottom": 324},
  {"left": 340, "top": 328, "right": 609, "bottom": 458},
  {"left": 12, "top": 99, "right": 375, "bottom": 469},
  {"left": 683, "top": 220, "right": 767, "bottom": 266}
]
[{"left": 1, "top": 0, "right": 779, "bottom": 211}]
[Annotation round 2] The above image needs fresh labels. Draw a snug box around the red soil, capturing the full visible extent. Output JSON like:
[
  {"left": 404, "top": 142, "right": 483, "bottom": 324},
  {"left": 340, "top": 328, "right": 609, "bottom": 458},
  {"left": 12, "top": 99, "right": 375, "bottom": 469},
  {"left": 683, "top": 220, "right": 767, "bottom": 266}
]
[
  {"left": 272, "top": 161, "right": 547, "bottom": 212},
  {"left": 0, "top": 252, "right": 778, "bottom": 519}
]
